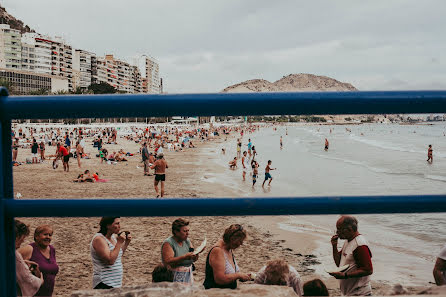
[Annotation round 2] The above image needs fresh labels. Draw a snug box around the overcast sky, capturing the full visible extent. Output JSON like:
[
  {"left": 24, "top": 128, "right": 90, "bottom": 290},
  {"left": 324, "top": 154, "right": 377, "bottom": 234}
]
[{"left": 4, "top": 0, "right": 446, "bottom": 93}]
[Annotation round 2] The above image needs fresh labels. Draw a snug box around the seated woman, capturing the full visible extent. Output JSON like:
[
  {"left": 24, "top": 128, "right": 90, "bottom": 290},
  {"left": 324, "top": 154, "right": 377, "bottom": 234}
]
[
  {"left": 83, "top": 170, "right": 95, "bottom": 182},
  {"left": 15, "top": 220, "right": 44, "bottom": 296},
  {"left": 107, "top": 152, "right": 116, "bottom": 161},
  {"left": 161, "top": 218, "right": 198, "bottom": 284},
  {"left": 203, "top": 224, "right": 251, "bottom": 289},
  {"left": 92, "top": 172, "right": 108, "bottom": 183},
  {"left": 254, "top": 259, "right": 303, "bottom": 296},
  {"left": 114, "top": 153, "right": 127, "bottom": 162}
]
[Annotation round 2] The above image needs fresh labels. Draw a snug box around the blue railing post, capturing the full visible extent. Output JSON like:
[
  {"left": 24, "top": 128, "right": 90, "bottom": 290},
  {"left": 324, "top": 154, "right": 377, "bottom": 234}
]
[{"left": 0, "top": 87, "right": 16, "bottom": 297}]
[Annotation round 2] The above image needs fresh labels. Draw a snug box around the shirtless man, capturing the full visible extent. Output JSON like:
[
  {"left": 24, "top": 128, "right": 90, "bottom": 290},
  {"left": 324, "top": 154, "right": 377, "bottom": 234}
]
[
  {"left": 325, "top": 138, "right": 329, "bottom": 151},
  {"left": 427, "top": 145, "right": 433, "bottom": 163},
  {"left": 241, "top": 151, "right": 248, "bottom": 181},
  {"left": 76, "top": 141, "right": 83, "bottom": 168},
  {"left": 262, "top": 160, "right": 276, "bottom": 187},
  {"left": 151, "top": 153, "right": 168, "bottom": 198}
]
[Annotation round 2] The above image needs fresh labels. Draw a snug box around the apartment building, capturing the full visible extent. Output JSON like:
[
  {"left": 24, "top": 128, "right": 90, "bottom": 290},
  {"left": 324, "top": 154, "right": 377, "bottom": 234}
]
[
  {"left": 93, "top": 54, "right": 143, "bottom": 93},
  {"left": 0, "top": 24, "right": 22, "bottom": 69},
  {"left": 0, "top": 68, "right": 69, "bottom": 95},
  {"left": 21, "top": 33, "right": 52, "bottom": 75},
  {"left": 73, "top": 49, "right": 94, "bottom": 89},
  {"left": 50, "top": 37, "right": 73, "bottom": 91},
  {"left": 145, "top": 56, "right": 160, "bottom": 93}
]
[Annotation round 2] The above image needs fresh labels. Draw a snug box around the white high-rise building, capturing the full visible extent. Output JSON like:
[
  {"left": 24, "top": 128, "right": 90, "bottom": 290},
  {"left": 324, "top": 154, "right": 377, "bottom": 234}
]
[
  {"left": 0, "top": 24, "right": 22, "bottom": 69},
  {"left": 50, "top": 37, "right": 74, "bottom": 91},
  {"left": 145, "top": 56, "right": 160, "bottom": 93},
  {"left": 73, "top": 49, "right": 94, "bottom": 90},
  {"left": 21, "top": 33, "right": 52, "bottom": 75}
]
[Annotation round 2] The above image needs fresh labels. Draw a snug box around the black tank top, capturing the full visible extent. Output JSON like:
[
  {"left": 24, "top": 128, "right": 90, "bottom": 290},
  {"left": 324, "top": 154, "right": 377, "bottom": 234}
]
[{"left": 203, "top": 246, "right": 237, "bottom": 289}]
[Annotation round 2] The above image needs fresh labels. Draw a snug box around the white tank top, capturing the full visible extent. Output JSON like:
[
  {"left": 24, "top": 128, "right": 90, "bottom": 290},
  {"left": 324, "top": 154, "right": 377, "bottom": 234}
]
[{"left": 90, "top": 233, "right": 123, "bottom": 288}]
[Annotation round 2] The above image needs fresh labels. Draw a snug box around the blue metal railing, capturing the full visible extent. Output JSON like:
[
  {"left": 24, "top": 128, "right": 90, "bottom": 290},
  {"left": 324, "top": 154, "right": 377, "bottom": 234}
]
[{"left": 2, "top": 87, "right": 446, "bottom": 296}]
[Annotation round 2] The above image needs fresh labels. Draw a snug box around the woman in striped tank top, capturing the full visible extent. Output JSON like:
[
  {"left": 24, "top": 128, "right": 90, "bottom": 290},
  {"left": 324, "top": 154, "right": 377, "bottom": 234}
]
[{"left": 90, "top": 217, "right": 132, "bottom": 289}]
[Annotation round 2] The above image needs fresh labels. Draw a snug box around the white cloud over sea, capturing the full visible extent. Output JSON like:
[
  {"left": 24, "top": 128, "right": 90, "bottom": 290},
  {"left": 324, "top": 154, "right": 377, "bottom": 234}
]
[{"left": 4, "top": 0, "right": 446, "bottom": 93}]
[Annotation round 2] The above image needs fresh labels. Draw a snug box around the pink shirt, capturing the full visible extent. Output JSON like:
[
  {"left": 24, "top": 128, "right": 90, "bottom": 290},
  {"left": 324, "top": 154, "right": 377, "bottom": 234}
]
[{"left": 16, "top": 250, "right": 43, "bottom": 296}]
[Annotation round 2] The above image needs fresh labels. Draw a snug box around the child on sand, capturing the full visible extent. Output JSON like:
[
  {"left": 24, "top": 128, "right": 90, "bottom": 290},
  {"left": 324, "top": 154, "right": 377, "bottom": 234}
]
[{"left": 229, "top": 157, "right": 237, "bottom": 169}]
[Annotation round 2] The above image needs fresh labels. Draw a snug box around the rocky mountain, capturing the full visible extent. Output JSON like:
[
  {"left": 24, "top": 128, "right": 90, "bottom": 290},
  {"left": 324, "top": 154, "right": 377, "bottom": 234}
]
[
  {"left": 0, "top": 5, "right": 34, "bottom": 33},
  {"left": 222, "top": 73, "right": 357, "bottom": 92}
]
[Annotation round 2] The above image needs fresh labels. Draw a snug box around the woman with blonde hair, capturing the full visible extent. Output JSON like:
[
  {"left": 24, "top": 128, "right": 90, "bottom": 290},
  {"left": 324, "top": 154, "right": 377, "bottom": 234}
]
[
  {"left": 19, "top": 224, "right": 59, "bottom": 296},
  {"left": 255, "top": 259, "right": 303, "bottom": 296}
]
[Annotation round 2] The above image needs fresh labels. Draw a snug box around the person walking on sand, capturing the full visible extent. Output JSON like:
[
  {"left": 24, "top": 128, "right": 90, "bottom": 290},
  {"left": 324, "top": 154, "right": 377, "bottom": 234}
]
[
  {"left": 325, "top": 138, "right": 329, "bottom": 151},
  {"left": 151, "top": 153, "right": 168, "bottom": 198},
  {"left": 242, "top": 151, "right": 248, "bottom": 181},
  {"left": 427, "top": 145, "right": 433, "bottom": 163},
  {"left": 330, "top": 215, "right": 373, "bottom": 296},
  {"left": 142, "top": 142, "right": 150, "bottom": 176},
  {"left": 262, "top": 160, "right": 276, "bottom": 187}
]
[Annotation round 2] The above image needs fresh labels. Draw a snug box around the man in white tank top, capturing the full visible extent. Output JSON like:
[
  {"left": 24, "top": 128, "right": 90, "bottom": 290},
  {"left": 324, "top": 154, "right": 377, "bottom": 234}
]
[{"left": 330, "top": 216, "right": 373, "bottom": 296}]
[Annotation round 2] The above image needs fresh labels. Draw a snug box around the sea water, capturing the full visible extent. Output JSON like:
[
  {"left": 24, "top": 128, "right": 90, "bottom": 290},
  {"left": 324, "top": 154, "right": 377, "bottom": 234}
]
[{"left": 205, "top": 122, "right": 446, "bottom": 286}]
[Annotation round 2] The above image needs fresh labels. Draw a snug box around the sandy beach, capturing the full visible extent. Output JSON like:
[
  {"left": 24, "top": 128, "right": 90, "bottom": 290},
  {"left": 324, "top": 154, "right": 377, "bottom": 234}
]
[{"left": 12, "top": 124, "right": 434, "bottom": 296}]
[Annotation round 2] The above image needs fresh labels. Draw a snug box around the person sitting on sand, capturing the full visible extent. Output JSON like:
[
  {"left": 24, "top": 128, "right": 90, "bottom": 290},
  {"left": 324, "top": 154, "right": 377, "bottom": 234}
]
[
  {"left": 203, "top": 224, "right": 251, "bottom": 289},
  {"left": 152, "top": 264, "right": 173, "bottom": 283},
  {"left": 114, "top": 152, "right": 127, "bottom": 162},
  {"left": 83, "top": 170, "right": 95, "bottom": 182},
  {"left": 303, "top": 279, "right": 329, "bottom": 296},
  {"left": 229, "top": 157, "right": 237, "bottom": 169},
  {"left": 254, "top": 259, "right": 303, "bottom": 296},
  {"left": 161, "top": 218, "right": 198, "bottom": 284}
]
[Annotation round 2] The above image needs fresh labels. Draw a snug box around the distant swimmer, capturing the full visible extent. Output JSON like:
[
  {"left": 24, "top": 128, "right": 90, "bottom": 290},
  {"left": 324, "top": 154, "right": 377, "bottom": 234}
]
[
  {"left": 262, "top": 160, "right": 276, "bottom": 187},
  {"left": 229, "top": 157, "right": 237, "bottom": 169},
  {"left": 427, "top": 145, "right": 433, "bottom": 163},
  {"left": 325, "top": 138, "right": 329, "bottom": 151},
  {"left": 280, "top": 136, "right": 283, "bottom": 149},
  {"left": 221, "top": 148, "right": 226, "bottom": 154}
]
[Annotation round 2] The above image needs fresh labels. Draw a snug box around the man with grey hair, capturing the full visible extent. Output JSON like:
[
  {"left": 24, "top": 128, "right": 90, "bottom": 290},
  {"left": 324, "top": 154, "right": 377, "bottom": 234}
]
[{"left": 330, "top": 215, "right": 373, "bottom": 296}]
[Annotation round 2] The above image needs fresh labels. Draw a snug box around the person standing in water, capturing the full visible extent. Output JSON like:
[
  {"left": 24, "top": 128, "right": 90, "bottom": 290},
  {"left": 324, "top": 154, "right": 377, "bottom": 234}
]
[
  {"left": 325, "top": 138, "right": 329, "bottom": 151},
  {"left": 427, "top": 145, "right": 433, "bottom": 163},
  {"left": 280, "top": 136, "right": 283, "bottom": 149},
  {"left": 262, "top": 160, "right": 276, "bottom": 187}
]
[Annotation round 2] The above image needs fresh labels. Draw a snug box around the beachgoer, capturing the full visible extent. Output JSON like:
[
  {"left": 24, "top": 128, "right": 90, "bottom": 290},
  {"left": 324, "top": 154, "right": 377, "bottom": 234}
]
[
  {"left": 161, "top": 218, "right": 199, "bottom": 284},
  {"left": 56, "top": 143, "right": 70, "bottom": 172},
  {"left": 280, "top": 136, "right": 283, "bottom": 149},
  {"left": 152, "top": 264, "right": 174, "bottom": 283},
  {"left": 76, "top": 141, "right": 82, "bottom": 168},
  {"left": 433, "top": 243, "right": 446, "bottom": 285},
  {"left": 247, "top": 139, "right": 252, "bottom": 158},
  {"left": 330, "top": 215, "right": 373, "bottom": 296},
  {"left": 229, "top": 157, "right": 237, "bottom": 169},
  {"left": 151, "top": 153, "right": 168, "bottom": 198},
  {"left": 252, "top": 160, "right": 259, "bottom": 186},
  {"left": 90, "top": 217, "right": 132, "bottom": 289},
  {"left": 303, "top": 279, "right": 329, "bottom": 296},
  {"left": 255, "top": 259, "right": 303, "bottom": 296},
  {"left": 39, "top": 141, "right": 45, "bottom": 161},
  {"left": 12, "top": 138, "right": 19, "bottom": 161},
  {"left": 15, "top": 220, "right": 44, "bottom": 296},
  {"left": 252, "top": 145, "right": 257, "bottom": 159},
  {"left": 325, "top": 138, "right": 329, "bottom": 151},
  {"left": 18, "top": 225, "right": 59, "bottom": 296},
  {"left": 262, "top": 160, "right": 276, "bottom": 187},
  {"left": 236, "top": 139, "right": 241, "bottom": 158},
  {"left": 203, "top": 224, "right": 251, "bottom": 289},
  {"left": 31, "top": 138, "right": 38, "bottom": 164},
  {"left": 427, "top": 145, "right": 433, "bottom": 163},
  {"left": 222, "top": 148, "right": 226, "bottom": 154},
  {"left": 242, "top": 151, "right": 248, "bottom": 181},
  {"left": 142, "top": 142, "right": 151, "bottom": 176}
]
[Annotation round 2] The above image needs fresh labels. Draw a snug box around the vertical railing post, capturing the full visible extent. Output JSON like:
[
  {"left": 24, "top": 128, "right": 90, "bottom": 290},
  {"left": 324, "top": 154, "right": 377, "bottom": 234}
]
[{"left": 0, "top": 88, "right": 16, "bottom": 296}]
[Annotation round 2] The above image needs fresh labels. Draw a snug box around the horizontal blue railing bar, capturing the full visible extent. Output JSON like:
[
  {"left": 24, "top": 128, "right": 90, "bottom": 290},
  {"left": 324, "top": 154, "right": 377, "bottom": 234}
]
[
  {"left": 2, "top": 90, "right": 446, "bottom": 119},
  {"left": 5, "top": 195, "right": 446, "bottom": 217}
]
